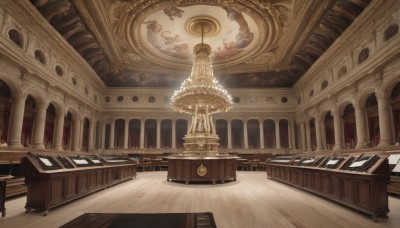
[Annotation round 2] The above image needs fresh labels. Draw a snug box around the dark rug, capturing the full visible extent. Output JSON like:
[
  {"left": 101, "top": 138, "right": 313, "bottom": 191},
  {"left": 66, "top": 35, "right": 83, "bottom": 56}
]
[{"left": 60, "top": 212, "right": 217, "bottom": 228}]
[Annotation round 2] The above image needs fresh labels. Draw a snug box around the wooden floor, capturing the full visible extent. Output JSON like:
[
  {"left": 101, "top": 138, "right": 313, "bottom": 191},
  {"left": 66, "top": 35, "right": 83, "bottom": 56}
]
[{"left": 1, "top": 171, "right": 400, "bottom": 228}]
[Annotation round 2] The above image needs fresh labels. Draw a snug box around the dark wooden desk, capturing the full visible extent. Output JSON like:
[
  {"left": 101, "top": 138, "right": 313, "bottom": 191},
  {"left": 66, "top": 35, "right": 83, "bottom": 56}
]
[
  {"left": 0, "top": 175, "right": 12, "bottom": 217},
  {"left": 60, "top": 212, "right": 217, "bottom": 228},
  {"left": 167, "top": 156, "right": 237, "bottom": 184}
]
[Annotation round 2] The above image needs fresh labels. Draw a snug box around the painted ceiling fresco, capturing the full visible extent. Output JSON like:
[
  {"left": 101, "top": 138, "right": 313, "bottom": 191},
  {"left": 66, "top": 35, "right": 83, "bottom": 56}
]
[
  {"left": 139, "top": 5, "right": 258, "bottom": 63},
  {"left": 30, "top": 0, "right": 371, "bottom": 88}
]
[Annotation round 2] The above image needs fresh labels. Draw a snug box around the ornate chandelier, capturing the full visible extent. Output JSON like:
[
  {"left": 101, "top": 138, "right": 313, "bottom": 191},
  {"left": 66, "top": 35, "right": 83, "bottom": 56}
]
[
  {"left": 170, "top": 18, "right": 232, "bottom": 154},
  {"left": 170, "top": 21, "right": 232, "bottom": 114}
]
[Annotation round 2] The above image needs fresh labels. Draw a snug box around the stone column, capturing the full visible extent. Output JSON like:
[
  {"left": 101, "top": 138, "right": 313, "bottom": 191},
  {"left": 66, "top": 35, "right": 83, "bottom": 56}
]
[
  {"left": 243, "top": 119, "right": 248, "bottom": 149},
  {"left": 88, "top": 119, "right": 96, "bottom": 150},
  {"left": 53, "top": 109, "right": 64, "bottom": 150},
  {"left": 156, "top": 119, "right": 161, "bottom": 149},
  {"left": 315, "top": 117, "right": 323, "bottom": 151},
  {"left": 172, "top": 119, "right": 176, "bottom": 149},
  {"left": 227, "top": 119, "right": 232, "bottom": 149},
  {"left": 332, "top": 110, "right": 343, "bottom": 150},
  {"left": 300, "top": 121, "right": 307, "bottom": 151},
  {"left": 354, "top": 104, "right": 368, "bottom": 148},
  {"left": 275, "top": 119, "right": 281, "bottom": 149},
  {"left": 8, "top": 94, "right": 27, "bottom": 147},
  {"left": 124, "top": 119, "right": 129, "bottom": 149},
  {"left": 32, "top": 102, "right": 48, "bottom": 149},
  {"left": 109, "top": 119, "right": 115, "bottom": 149},
  {"left": 306, "top": 120, "right": 312, "bottom": 152},
  {"left": 101, "top": 121, "right": 106, "bottom": 150},
  {"left": 72, "top": 117, "right": 81, "bottom": 151},
  {"left": 377, "top": 96, "right": 393, "bottom": 147},
  {"left": 140, "top": 119, "right": 145, "bottom": 149},
  {"left": 259, "top": 119, "right": 264, "bottom": 149}
]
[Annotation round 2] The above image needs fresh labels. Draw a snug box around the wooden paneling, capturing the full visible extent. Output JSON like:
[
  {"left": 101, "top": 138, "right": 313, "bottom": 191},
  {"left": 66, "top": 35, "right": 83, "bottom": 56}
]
[
  {"left": 167, "top": 157, "right": 237, "bottom": 184},
  {"left": 21, "top": 156, "right": 136, "bottom": 215},
  {"left": 266, "top": 162, "right": 390, "bottom": 222}
]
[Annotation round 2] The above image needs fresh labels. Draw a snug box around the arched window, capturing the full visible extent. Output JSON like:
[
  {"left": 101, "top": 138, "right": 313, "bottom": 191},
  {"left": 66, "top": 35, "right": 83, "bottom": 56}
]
[
  {"left": 358, "top": 48, "right": 369, "bottom": 64},
  {"left": 8, "top": 29, "right": 23, "bottom": 48},
  {"left": 34, "top": 50, "right": 46, "bottom": 65},
  {"left": 384, "top": 24, "right": 399, "bottom": 41}
]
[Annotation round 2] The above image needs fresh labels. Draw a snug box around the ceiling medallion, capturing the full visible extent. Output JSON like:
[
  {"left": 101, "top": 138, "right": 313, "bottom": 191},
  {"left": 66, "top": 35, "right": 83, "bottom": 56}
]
[{"left": 184, "top": 15, "right": 221, "bottom": 38}]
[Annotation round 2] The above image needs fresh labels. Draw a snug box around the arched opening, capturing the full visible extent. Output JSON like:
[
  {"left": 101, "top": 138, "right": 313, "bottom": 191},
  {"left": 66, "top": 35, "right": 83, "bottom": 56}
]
[
  {"left": 309, "top": 118, "right": 316, "bottom": 151},
  {"left": 44, "top": 103, "right": 56, "bottom": 149},
  {"left": 231, "top": 120, "right": 243, "bottom": 148},
  {"left": 34, "top": 50, "right": 46, "bottom": 65},
  {"left": 365, "top": 94, "right": 379, "bottom": 147},
  {"left": 63, "top": 112, "right": 72, "bottom": 150},
  {"left": 176, "top": 119, "right": 187, "bottom": 149},
  {"left": 324, "top": 112, "right": 334, "bottom": 150},
  {"left": 82, "top": 118, "right": 90, "bottom": 151},
  {"left": 129, "top": 119, "right": 140, "bottom": 148},
  {"left": 22, "top": 95, "right": 36, "bottom": 147},
  {"left": 8, "top": 29, "right": 23, "bottom": 48},
  {"left": 279, "top": 119, "right": 289, "bottom": 148},
  {"left": 114, "top": 119, "right": 125, "bottom": 148},
  {"left": 0, "top": 80, "right": 12, "bottom": 144},
  {"left": 247, "top": 119, "right": 260, "bottom": 148},
  {"left": 263, "top": 119, "right": 275, "bottom": 148},
  {"left": 95, "top": 120, "right": 101, "bottom": 149},
  {"left": 358, "top": 48, "right": 369, "bottom": 64},
  {"left": 105, "top": 123, "right": 110, "bottom": 149},
  {"left": 343, "top": 104, "right": 357, "bottom": 149},
  {"left": 216, "top": 119, "right": 228, "bottom": 148},
  {"left": 321, "top": 80, "right": 328, "bottom": 90},
  {"left": 161, "top": 119, "right": 172, "bottom": 149},
  {"left": 392, "top": 82, "right": 400, "bottom": 144},
  {"left": 145, "top": 119, "right": 156, "bottom": 148},
  {"left": 384, "top": 23, "right": 399, "bottom": 41}
]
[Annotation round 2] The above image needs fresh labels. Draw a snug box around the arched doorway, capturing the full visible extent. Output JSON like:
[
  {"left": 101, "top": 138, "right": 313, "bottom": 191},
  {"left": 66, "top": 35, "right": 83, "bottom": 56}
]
[
  {"left": 263, "top": 119, "right": 275, "bottom": 148},
  {"left": 176, "top": 119, "right": 187, "bottom": 149},
  {"left": 324, "top": 112, "right": 334, "bottom": 150},
  {"left": 44, "top": 103, "right": 56, "bottom": 149},
  {"left": 216, "top": 119, "right": 228, "bottom": 148},
  {"left": 247, "top": 119, "right": 260, "bottom": 148},
  {"left": 392, "top": 82, "right": 400, "bottom": 144},
  {"left": 365, "top": 94, "right": 379, "bottom": 147},
  {"left": 343, "top": 104, "right": 357, "bottom": 149},
  {"left": 22, "top": 95, "right": 36, "bottom": 147},
  {"left": 114, "top": 119, "right": 125, "bottom": 148},
  {"left": 129, "top": 119, "right": 140, "bottom": 148},
  {"left": 0, "top": 80, "right": 12, "bottom": 144},
  {"left": 231, "top": 120, "right": 244, "bottom": 148},
  {"left": 161, "top": 119, "right": 172, "bottom": 149},
  {"left": 63, "top": 112, "right": 72, "bottom": 150},
  {"left": 145, "top": 119, "right": 156, "bottom": 148},
  {"left": 279, "top": 119, "right": 289, "bottom": 148}
]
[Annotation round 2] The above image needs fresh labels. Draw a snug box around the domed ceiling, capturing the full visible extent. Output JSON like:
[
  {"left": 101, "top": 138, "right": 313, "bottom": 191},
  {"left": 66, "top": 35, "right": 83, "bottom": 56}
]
[{"left": 30, "top": 0, "right": 371, "bottom": 88}]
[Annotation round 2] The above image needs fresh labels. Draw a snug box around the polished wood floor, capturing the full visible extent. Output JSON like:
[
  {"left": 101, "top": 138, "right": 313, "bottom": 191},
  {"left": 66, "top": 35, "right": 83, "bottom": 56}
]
[{"left": 1, "top": 171, "right": 400, "bottom": 228}]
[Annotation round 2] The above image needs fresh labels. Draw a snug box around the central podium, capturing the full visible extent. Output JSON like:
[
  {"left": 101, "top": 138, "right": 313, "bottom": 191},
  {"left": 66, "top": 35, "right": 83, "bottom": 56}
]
[
  {"left": 169, "top": 21, "right": 235, "bottom": 184},
  {"left": 167, "top": 155, "right": 237, "bottom": 184}
]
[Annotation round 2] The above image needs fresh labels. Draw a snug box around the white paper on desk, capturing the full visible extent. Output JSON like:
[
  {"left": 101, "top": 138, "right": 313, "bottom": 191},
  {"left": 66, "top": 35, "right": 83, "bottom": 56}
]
[
  {"left": 39, "top": 158, "right": 53, "bottom": 166},
  {"left": 302, "top": 159, "right": 315, "bottom": 164},
  {"left": 388, "top": 154, "right": 400, "bottom": 165},
  {"left": 393, "top": 161, "right": 400, "bottom": 172},
  {"left": 349, "top": 160, "right": 367, "bottom": 168},
  {"left": 90, "top": 159, "right": 101, "bottom": 164},
  {"left": 73, "top": 159, "right": 88, "bottom": 165},
  {"left": 327, "top": 160, "right": 339, "bottom": 165}
]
